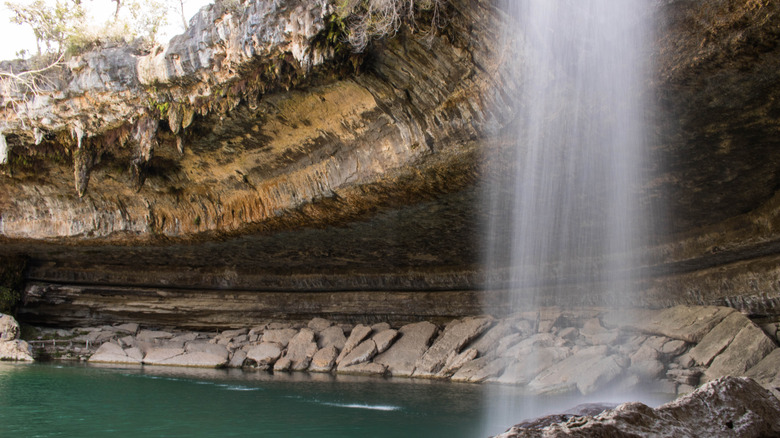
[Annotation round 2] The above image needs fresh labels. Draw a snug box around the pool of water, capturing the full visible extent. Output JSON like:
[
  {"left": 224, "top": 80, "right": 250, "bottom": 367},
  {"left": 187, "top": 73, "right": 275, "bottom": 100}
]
[{"left": 0, "top": 362, "right": 673, "bottom": 437}]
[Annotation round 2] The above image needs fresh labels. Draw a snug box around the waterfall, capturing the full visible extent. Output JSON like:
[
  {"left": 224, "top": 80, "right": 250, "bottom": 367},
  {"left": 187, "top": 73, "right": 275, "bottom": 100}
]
[
  {"left": 485, "top": 0, "right": 654, "bottom": 312},
  {"left": 481, "top": 1, "right": 657, "bottom": 430}
]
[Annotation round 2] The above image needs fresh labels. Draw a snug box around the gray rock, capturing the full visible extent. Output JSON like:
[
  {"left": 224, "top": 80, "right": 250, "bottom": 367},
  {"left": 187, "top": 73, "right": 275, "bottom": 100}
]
[
  {"left": 185, "top": 341, "right": 228, "bottom": 359},
  {"left": 142, "top": 347, "right": 185, "bottom": 364},
  {"left": 661, "top": 339, "right": 688, "bottom": 356},
  {"left": 495, "top": 377, "right": 780, "bottom": 438},
  {"left": 496, "top": 346, "right": 571, "bottom": 385},
  {"left": 745, "top": 348, "right": 780, "bottom": 398},
  {"left": 309, "top": 345, "right": 338, "bottom": 372},
  {"left": 689, "top": 312, "right": 750, "bottom": 366},
  {"left": 136, "top": 330, "right": 174, "bottom": 342},
  {"left": 557, "top": 327, "right": 578, "bottom": 341},
  {"left": 371, "top": 322, "right": 391, "bottom": 332},
  {"left": 118, "top": 335, "right": 136, "bottom": 348},
  {"left": 125, "top": 347, "right": 144, "bottom": 362},
  {"left": 307, "top": 318, "right": 332, "bottom": 333},
  {"left": 113, "top": 323, "right": 139, "bottom": 335},
  {"left": 317, "top": 325, "right": 346, "bottom": 350},
  {"left": 89, "top": 342, "right": 140, "bottom": 364},
  {"left": 273, "top": 357, "right": 292, "bottom": 372},
  {"left": 246, "top": 343, "right": 282, "bottom": 369},
  {"left": 527, "top": 346, "right": 618, "bottom": 395},
  {"left": 373, "top": 321, "right": 437, "bottom": 377},
  {"left": 0, "top": 313, "right": 20, "bottom": 341},
  {"left": 0, "top": 339, "right": 34, "bottom": 361},
  {"left": 705, "top": 322, "right": 777, "bottom": 381},
  {"left": 451, "top": 356, "right": 507, "bottom": 383},
  {"left": 261, "top": 328, "right": 298, "bottom": 347},
  {"left": 228, "top": 349, "right": 247, "bottom": 368},
  {"left": 413, "top": 316, "right": 493, "bottom": 378},
  {"left": 617, "top": 305, "right": 736, "bottom": 343},
  {"left": 440, "top": 348, "right": 478, "bottom": 377},
  {"left": 338, "top": 362, "right": 387, "bottom": 376},
  {"left": 157, "top": 351, "right": 228, "bottom": 368},
  {"left": 469, "top": 321, "right": 514, "bottom": 356},
  {"left": 169, "top": 332, "right": 198, "bottom": 344},
  {"left": 372, "top": 329, "right": 398, "bottom": 354},
  {"left": 283, "top": 328, "right": 318, "bottom": 371},
  {"left": 336, "top": 324, "right": 372, "bottom": 364},
  {"left": 221, "top": 328, "right": 248, "bottom": 338},
  {"left": 337, "top": 339, "right": 377, "bottom": 369}
]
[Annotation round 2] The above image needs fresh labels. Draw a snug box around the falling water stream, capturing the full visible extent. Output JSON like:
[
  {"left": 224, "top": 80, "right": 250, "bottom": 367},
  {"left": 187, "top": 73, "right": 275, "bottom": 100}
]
[
  {"left": 482, "top": 0, "right": 658, "bottom": 431},
  {"left": 486, "top": 0, "right": 654, "bottom": 308}
]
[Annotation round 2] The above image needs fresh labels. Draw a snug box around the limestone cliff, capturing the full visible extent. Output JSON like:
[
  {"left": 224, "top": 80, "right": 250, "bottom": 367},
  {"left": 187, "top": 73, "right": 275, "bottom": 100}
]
[{"left": 1, "top": 0, "right": 780, "bottom": 326}]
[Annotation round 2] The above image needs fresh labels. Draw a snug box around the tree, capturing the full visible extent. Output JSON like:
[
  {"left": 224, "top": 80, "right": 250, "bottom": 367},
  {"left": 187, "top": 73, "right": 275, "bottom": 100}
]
[{"left": 5, "top": 0, "right": 87, "bottom": 56}]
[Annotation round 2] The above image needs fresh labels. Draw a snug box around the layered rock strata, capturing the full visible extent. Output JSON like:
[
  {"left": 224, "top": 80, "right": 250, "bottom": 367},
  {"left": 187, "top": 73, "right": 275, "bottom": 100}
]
[{"left": 1, "top": 0, "right": 780, "bottom": 323}]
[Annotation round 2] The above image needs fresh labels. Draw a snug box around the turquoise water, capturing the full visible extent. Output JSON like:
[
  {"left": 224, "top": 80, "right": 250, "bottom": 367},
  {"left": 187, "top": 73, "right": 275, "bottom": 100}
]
[{"left": 0, "top": 363, "right": 671, "bottom": 437}]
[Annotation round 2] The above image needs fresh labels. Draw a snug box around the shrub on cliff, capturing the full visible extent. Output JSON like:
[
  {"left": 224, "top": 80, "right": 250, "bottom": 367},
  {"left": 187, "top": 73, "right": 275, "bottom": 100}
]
[{"left": 0, "top": 257, "right": 27, "bottom": 315}]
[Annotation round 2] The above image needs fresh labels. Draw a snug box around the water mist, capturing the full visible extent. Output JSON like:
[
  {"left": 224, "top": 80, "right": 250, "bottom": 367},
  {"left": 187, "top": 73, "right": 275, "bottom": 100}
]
[{"left": 481, "top": 0, "right": 658, "bottom": 432}]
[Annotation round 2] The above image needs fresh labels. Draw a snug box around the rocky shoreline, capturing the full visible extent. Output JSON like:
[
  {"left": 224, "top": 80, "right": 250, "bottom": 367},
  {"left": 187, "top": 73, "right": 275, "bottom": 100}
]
[{"left": 4, "top": 304, "right": 778, "bottom": 400}]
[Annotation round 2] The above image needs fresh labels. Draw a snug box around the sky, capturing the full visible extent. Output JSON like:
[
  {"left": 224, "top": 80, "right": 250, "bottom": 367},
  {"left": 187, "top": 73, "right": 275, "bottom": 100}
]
[{"left": 0, "top": 0, "right": 214, "bottom": 60}]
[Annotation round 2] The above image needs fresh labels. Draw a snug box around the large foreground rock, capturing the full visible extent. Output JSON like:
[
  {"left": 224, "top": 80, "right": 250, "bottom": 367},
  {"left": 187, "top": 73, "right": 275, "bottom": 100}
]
[
  {"left": 88, "top": 342, "right": 142, "bottom": 364},
  {"left": 0, "top": 313, "right": 33, "bottom": 361},
  {"left": 413, "top": 317, "right": 493, "bottom": 378},
  {"left": 495, "top": 377, "right": 780, "bottom": 437},
  {"left": 373, "top": 321, "right": 437, "bottom": 377}
]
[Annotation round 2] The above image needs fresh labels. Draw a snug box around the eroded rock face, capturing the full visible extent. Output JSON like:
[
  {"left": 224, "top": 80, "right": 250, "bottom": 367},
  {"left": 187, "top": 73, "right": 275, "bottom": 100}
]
[{"left": 1, "top": 0, "right": 780, "bottom": 325}]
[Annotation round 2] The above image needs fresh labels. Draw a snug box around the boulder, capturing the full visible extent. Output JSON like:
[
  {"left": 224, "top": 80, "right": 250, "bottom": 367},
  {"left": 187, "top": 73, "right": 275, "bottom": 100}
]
[
  {"left": 705, "top": 322, "right": 777, "bottom": 381},
  {"left": 317, "top": 325, "right": 346, "bottom": 350},
  {"left": 617, "top": 305, "right": 735, "bottom": 343},
  {"left": 496, "top": 347, "right": 571, "bottom": 385},
  {"left": 337, "top": 362, "right": 387, "bottom": 376},
  {"left": 0, "top": 339, "right": 34, "bottom": 361},
  {"left": 307, "top": 318, "right": 332, "bottom": 333},
  {"left": 185, "top": 341, "right": 229, "bottom": 358},
  {"left": 88, "top": 342, "right": 141, "bottom": 364},
  {"left": 372, "top": 329, "right": 398, "bottom": 354},
  {"left": 158, "top": 351, "right": 228, "bottom": 368},
  {"left": 273, "top": 357, "right": 292, "bottom": 372},
  {"left": 371, "top": 322, "right": 391, "bottom": 332},
  {"left": 689, "top": 312, "right": 749, "bottom": 366},
  {"left": 169, "top": 332, "right": 199, "bottom": 343},
  {"left": 495, "top": 377, "right": 780, "bottom": 437},
  {"left": 441, "top": 348, "right": 478, "bottom": 377},
  {"left": 413, "top": 316, "right": 493, "bottom": 378},
  {"left": 113, "top": 323, "right": 139, "bottom": 335},
  {"left": 136, "top": 330, "right": 174, "bottom": 342},
  {"left": 246, "top": 343, "right": 283, "bottom": 369},
  {"left": 228, "top": 349, "right": 247, "bottom": 368},
  {"left": 261, "top": 328, "right": 298, "bottom": 347},
  {"left": 142, "top": 347, "right": 186, "bottom": 364},
  {"left": 309, "top": 345, "right": 338, "bottom": 372},
  {"left": 527, "top": 346, "right": 623, "bottom": 395},
  {"left": 337, "top": 339, "right": 377, "bottom": 370},
  {"left": 746, "top": 348, "right": 780, "bottom": 398},
  {"left": 451, "top": 356, "right": 507, "bottom": 383},
  {"left": 373, "top": 321, "right": 437, "bottom": 377},
  {"left": 336, "top": 324, "right": 372, "bottom": 364},
  {"left": 469, "top": 321, "right": 514, "bottom": 356},
  {"left": 282, "top": 328, "right": 318, "bottom": 371},
  {"left": 0, "top": 313, "right": 20, "bottom": 341}
]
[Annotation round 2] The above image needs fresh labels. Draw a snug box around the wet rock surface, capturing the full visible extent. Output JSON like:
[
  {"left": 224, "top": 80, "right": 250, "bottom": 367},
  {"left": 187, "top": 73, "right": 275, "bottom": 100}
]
[{"left": 494, "top": 377, "right": 780, "bottom": 438}]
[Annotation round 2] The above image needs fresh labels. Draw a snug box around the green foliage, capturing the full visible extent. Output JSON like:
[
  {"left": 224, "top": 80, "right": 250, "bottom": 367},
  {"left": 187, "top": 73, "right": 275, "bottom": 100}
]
[
  {"left": 4, "top": 0, "right": 175, "bottom": 57},
  {"left": 0, "top": 257, "right": 26, "bottom": 315},
  {"left": 0, "top": 287, "right": 20, "bottom": 315},
  {"left": 5, "top": 0, "right": 87, "bottom": 56}
]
